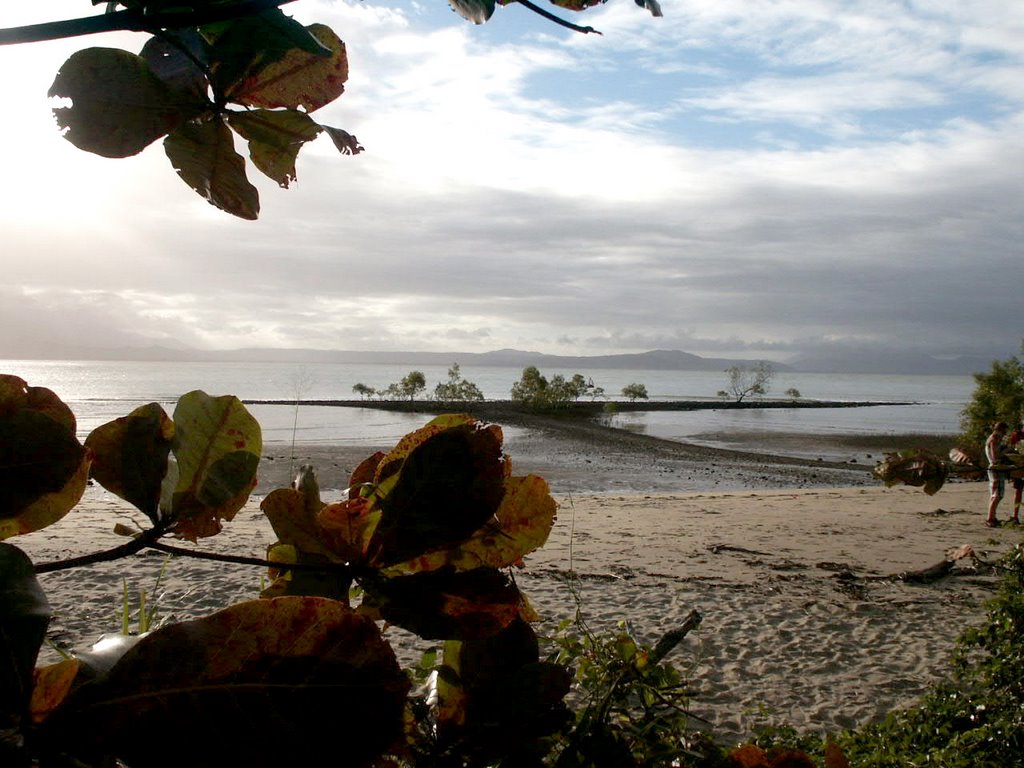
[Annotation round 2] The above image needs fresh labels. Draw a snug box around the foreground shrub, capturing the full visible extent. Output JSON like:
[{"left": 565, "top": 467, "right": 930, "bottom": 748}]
[{"left": 835, "top": 543, "right": 1024, "bottom": 767}]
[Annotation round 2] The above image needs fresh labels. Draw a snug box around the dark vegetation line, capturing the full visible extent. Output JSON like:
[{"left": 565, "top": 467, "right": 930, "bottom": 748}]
[{"left": 244, "top": 398, "right": 914, "bottom": 414}]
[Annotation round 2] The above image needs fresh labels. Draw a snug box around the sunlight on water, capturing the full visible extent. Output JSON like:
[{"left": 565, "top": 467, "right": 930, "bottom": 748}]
[{"left": 2, "top": 359, "right": 973, "bottom": 450}]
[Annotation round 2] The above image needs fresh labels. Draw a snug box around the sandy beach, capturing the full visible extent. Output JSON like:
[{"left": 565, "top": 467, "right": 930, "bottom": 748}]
[{"left": 14, "top": 420, "right": 1018, "bottom": 745}]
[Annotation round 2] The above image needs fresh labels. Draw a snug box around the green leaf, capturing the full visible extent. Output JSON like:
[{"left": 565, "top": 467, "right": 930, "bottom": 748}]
[
  {"left": 227, "top": 108, "right": 322, "bottom": 187},
  {"left": 0, "top": 375, "right": 88, "bottom": 538},
  {"left": 164, "top": 118, "right": 260, "bottom": 220},
  {"left": 84, "top": 403, "right": 174, "bottom": 523},
  {"left": 448, "top": 0, "right": 496, "bottom": 24},
  {"left": 49, "top": 47, "right": 205, "bottom": 158},
  {"left": 168, "top": 390, "right": 261, "bottom": 540},
  {"left": 40, "top": 597, "right": 410, "bottom": 768},
  {"left": 227, "top": 23, "right": 348, "bottom": 113},
  {"left": 0, "top": 543, "right": 50, "bottom": 736}
]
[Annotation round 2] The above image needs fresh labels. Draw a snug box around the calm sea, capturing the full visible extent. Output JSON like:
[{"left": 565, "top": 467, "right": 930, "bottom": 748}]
[{"left": 2, "top": 359, "right": 974, "bottom": 454}]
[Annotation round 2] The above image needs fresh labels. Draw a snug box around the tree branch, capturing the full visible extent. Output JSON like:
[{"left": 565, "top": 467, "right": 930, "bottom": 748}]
[
  {"left": 0, "top": 0, "right": 299, "bottom": 46},
  {"left": 33, "top": 525, "right": 168, "bottom": 574},
  {"left": 513, "top": 0, "right": 603, "bottom": 35}
]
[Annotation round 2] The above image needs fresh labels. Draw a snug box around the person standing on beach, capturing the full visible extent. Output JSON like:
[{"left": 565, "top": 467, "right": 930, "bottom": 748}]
[
  {"left": 1009, "top": 421, "right": 1024, "bottom": 524},
  {"left": 985, "top": 421, "right": 1009, "bottom": 527}
]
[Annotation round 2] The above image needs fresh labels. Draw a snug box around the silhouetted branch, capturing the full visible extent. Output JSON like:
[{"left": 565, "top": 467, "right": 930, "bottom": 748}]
[
  {"left": 514, "top": 0, "right": 603, "bottom": 35},
  {"left": 0, "top": 0, "right": 298, "bottom": 46}
]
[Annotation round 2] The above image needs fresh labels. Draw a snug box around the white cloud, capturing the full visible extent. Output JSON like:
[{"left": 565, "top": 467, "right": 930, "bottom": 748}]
[{"left": 1, "top": 0, "right": 1022, "bottom": 365}]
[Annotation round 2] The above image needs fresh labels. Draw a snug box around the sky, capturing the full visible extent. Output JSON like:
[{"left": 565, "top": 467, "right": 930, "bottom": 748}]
[{"left": 1, "top": 0, "right": 1023, "bottom": 366}]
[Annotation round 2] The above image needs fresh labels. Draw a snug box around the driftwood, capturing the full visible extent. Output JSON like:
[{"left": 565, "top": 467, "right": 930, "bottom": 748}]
[{"left": 831, "top": 544, "right": 978, "bottom": 586}]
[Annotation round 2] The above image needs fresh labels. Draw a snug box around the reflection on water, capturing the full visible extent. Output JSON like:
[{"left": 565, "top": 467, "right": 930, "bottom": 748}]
[{"left": 609, "top": 403, "right": 962, "bottom": 463}]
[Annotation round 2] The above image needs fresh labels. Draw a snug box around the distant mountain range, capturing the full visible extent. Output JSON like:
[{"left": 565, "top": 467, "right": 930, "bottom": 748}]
[{"left": 2, "top": 343, "right": 993, "bottom": 375}]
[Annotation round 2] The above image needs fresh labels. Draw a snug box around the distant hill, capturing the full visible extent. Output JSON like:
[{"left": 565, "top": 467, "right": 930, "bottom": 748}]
[
  {"left": 790, "top": 350, "right": 990, "bottom": 376},
  {"left": 53, "top": 346, "right": 790, "bottom": 371},
  {"left": 2, "top": 342, "right": 991, "bottom": 375}
]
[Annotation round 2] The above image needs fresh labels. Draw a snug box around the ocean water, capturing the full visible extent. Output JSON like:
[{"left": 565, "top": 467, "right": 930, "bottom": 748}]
[{"left": 2, "top": 359, "right": 974, "bottom": 450}]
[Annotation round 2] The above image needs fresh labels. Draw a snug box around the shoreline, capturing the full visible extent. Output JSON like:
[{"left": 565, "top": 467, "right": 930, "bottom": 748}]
[
  {"left": 254, "top": 409, "right": 958, "bottom": 496},
  {"left": 17, "top": 483, "right": 1016, "bottom": 744}
]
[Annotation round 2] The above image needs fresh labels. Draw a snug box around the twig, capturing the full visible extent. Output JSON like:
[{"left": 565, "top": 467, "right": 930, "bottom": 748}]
[
  {"left": 34, "top": 525, "right": 167, "bottom": 573},
  {"left": 147, "top": 541, "right": 359, "bottom": 578},
  {"left": 513, "top": 0, "right": 603, "bottom": 35}
]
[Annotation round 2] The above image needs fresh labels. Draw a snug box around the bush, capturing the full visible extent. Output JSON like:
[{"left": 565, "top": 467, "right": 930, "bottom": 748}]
[
  {"left": 621, "top": 383, "right": 648, "bottom": 402},
  {"left": 434, "top": 363, "right": 485, "bottom": 402},
  {"left": 960, "top": 349, "right": 1024, "bottom": 445},
  {"left": 836, "top": 544, "right": 1024, "bottom": 767}
]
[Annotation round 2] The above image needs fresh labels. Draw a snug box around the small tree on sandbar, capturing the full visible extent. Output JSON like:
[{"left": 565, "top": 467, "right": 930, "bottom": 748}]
[
  {"left": 622, "top": 383, "right": 649, "bottom": 402},
  {"left": 718, "top": 362, "right": 775, "bottom": 403}
]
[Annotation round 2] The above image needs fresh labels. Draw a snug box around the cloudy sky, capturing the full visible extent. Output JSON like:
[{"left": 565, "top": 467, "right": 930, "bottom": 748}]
[{"left": 1, "top": 0, "right": 1022, "bottom": 365}]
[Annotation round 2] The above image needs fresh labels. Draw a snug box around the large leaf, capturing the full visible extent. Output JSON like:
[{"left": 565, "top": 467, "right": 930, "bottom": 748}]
[
  {"left": 164, "top": 118, "right": 260, "bottom": 220},
  {"left": 168, "top": 390, "right": 261, "bottom": 540},
  {"left": 227, "top": 108, "right": 322, "bottom": 187},
  {"left": 435, "top": 619, "right": 572, "bottom": 763},
  {"left": 40, "top": 597, "right": 410, "bottom": 768},
  {"left": 381, "top": 474, "right": 557, "bottom": 576},
  {"left": 364, "top": 415, "right": 509, "bottom": 567},
  {"left": 361, "top": 568, "right": 524, "bottom": 640},
  {"left": 261, "top": 487, "right": 352, "bottom": 601},
  {"left": 0, "top": 543, "right": 51, "bottom": 739},
  {"left": 49, "top": 47, "right": 205, "bottom": 158},
  {"left": 317, "top": 496, "right": 381, "bottom": 565},
  {"left": 227, "top": 23, "right": 348, "bottom": 113},
  {"left": 84, "top": 402, "right": 174, "bottom": 523},
  {"left": 140, "top": 29, "right": 210, "bottom": 100},
  {"left": 0, "top": 376, "right": 89, "bottom": 538},
  {"left": 204, "top": 8, "right": 332, "bottom": 98}
]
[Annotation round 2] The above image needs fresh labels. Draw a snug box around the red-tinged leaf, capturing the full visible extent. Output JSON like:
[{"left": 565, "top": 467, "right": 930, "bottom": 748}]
[
  {"left": 227, "top": 108, "right": 322, "bottom": 187},
  {"left": 364, "top": 415, "right": 508, "bottom": 567},
  {"left": 824, "top": 738, "right": 851, "bottom": 768},
  {"left": 362, "top": 569, "right": 523, "bottom": 640},
  {"left": 229, "top": 23, "right": 348, "bottom": 112},
  {"left": 49, "top": 47, "right": 205, "bottom": 158},
  {"left": 168, "top": 391, "right": 261, "bottom": 541},
  {"left": 31, "top": 659, "right": 81, "bottom": 725},
  {"left": 164, "top": 118, "right": 260, "bottom": 220},
  {"left": 381, "top": 474, "right": 557, "bottom": 576},
  {"left": 729, "top": 744, "right": 769, "bottom": 768},
  {"left": 349, "top": 450, "right": 385, "bottom": 497},
  {"left": 317, "top": 496, "right": 381, "bottom": 564},
  {"left": 205, "top": 8, "right": 331, "bottom": 97},
  {"left": 41, "top": 597, "right": 409, "bottom": 768},
  {"left": 0, "top": 543, "right": 51, "bottom": 724},
  {"left": 261, "top": 487, "right": 331, "bottom": 556},
  {"left": 0, "top": 376, "right": 88, "bottom": 537},
  {"left": 85, "top": 402, "right": 174, "bottom": 522},
  {"left": 324, "top": 125, "right": 365, "bottom": 155}
]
